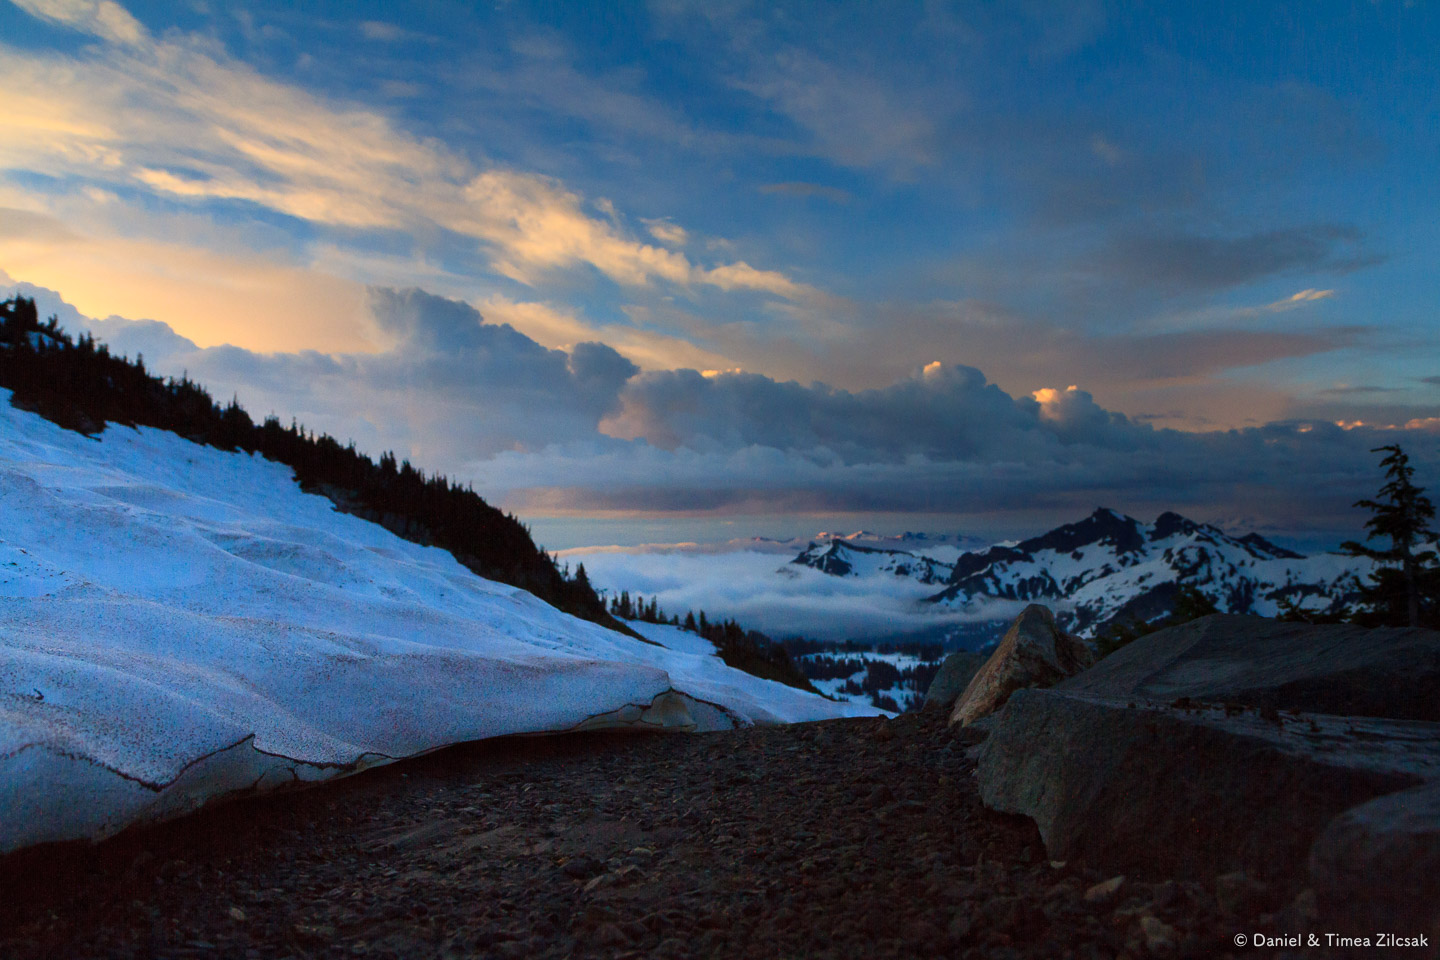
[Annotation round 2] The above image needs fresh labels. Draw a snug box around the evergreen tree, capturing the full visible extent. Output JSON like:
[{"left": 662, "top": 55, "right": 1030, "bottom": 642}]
[{"left": 1341, "top": 444, "right": 1439, "bottom": 628}]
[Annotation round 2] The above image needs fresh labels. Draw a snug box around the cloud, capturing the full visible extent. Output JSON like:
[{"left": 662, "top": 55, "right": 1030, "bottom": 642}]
[
  {"left": 1088, "top": 134, "right": 1122, "bottom": 165},
  {"left": 467, "top": 357, "right": 1440, "bottom": 542},
  {"left": 653, "top": 2, "right": 945, "bottom": 177},
  {"left": 602, "top": 362, "right": 1046, "bottom": 460},
  {"left": 556, "top": 548, "right": 1024, "bottom": 641},
  {"left": 472, "top": 417, "right": 1417, "bottom": 539},
  {"left": 455, "top": 171, "right": 812, "bottom": 297},
  {"left": 732, "top": 49, "right": 938, "bottom": 174},
  {"left": 0, "top": 1, "right": 813, "bottom": 304},
  {"left": 6, "top": 280, "right": 640, "bottom": 465},
  {"left": 1318, "top": 384, "right": 1400, "bottom": 396},
  {"left": 9, "top": 277, "right": 1436, "bottom": 553},
  {"left": 358, "top": 21, "right": 412, "bottom": 42},
  {"left": 476, "top": 296, "right": 736, "bottom": 373},
  {"left": 758, "top": 182, "right": 853, "bottom": 204},
  {"left": 1268, "top": 288, "right": 1334, "bottom": 311},
  {"left": 1099, "top": 225, "right": 1376, "bottom": 293},
  {"left": 641, "top": 218, "right": 688, "bottom": 247},
  {"left": 10, "top": 0, "right": 147, "bottom": 45}
]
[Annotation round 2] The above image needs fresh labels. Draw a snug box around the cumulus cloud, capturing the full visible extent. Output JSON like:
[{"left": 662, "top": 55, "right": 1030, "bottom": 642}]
[
  {"left": 9, "top": 278, "right": 1437, "bottom": 550},
  {"left": 602, "top": 362, "right": 1042, "bottom": 460},
  {"left": 8, "top": 280, "right": 639, "bottom": 467}
]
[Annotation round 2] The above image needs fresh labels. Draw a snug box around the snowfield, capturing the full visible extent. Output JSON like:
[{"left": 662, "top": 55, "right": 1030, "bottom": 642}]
[{"left": 0, "top": 392, "right": 878, "bottom": 853}]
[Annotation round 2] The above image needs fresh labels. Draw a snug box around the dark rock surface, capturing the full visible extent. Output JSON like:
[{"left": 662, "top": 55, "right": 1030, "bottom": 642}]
[
  {"left": 950, "top": 604, "right": 1091, "bottom": 726},
  {"left": 977, "top": 689, "right": 1440, "bottom": 883},
  {"left": 1060, "top": 614, "right": 1440, "bottom": 721},
  {"left": 0, "top": 711, "right": 1279, "bottom": 960},
  {"left": 1309, "top": 782, "right": 1440, "bottom": 941},
  {"left": 923, "top": 651, "right": 986, "bottom": 710}
]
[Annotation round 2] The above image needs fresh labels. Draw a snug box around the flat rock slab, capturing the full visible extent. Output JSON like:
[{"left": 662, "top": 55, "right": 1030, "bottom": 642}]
[
  {"left": 1060, "top": 614, "right": 1440, "bottom": 721},
  {"left": 977, "top": 689, "right": 1440, "bottom": 882}
]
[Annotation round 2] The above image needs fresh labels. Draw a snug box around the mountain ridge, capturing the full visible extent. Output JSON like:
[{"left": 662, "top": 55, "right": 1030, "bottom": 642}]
[{"left": 791, "top": 506, "right": 1370, "bottom": 636}]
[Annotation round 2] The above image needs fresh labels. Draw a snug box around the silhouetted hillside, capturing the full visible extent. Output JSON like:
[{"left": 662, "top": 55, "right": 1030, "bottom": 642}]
[{"left": 0, "top": 296, "right": 632, "bottom": 636}]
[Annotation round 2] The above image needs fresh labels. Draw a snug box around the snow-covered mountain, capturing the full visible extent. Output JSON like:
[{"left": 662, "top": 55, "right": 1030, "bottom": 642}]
[
  {"left": 0, "top": 390, "right": 878, "bottom": 853},
  {"left": 794, "top": 507, "right": 1372, "bottom": 635},
  {"left": 790, "top": 539, "right": 957, "bottom": 585}
]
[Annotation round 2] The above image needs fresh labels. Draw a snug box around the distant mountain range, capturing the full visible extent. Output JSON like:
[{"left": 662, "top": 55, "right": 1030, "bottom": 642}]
[
  {"left": 791, "top": 507, "right": 1372, "bottom": 635},
  {"left": 708, "top": 529, "right": 987, "bottom": 558}
]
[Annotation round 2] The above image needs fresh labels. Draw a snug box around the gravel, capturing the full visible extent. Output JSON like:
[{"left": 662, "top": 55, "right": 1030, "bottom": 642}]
[{"left": 0, "top": 710, "right": 1299, "bottom": 959}]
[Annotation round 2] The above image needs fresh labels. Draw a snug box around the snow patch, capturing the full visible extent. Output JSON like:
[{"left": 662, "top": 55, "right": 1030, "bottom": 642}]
[{"left": 0, "top": 391, "right": 879, "bottom": 852}]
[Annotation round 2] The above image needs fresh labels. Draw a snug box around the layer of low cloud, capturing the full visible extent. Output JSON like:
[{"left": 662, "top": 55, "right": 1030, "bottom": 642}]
[{"left": 556, "top": 548, "right": 1026, "bottom": 641}]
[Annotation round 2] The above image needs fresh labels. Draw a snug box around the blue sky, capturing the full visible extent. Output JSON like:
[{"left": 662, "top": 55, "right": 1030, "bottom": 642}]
[{"left": 1, "top": 0, "right": 1437, "bottom": 546}]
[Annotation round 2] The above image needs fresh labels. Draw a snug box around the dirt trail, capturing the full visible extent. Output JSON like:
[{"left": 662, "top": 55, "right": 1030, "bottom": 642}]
[{"left": 1, "top": 711, "right": 1280, "bottom": 959}]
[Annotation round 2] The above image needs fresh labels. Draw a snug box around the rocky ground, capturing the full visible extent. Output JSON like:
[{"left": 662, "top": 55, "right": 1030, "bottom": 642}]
[{"left": 1, "top": 710, "right": 1306, "bottom": 960}]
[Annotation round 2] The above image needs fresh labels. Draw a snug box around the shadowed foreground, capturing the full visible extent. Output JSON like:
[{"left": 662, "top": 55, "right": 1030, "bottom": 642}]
[{"left": 1, "top": 712, "right": 1280, "bottom": 959}]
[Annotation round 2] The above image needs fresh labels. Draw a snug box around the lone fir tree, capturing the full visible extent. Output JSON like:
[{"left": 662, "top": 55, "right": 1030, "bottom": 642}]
[{"left": 1340, "top": 444, "right": 1438, "bottom": 628}]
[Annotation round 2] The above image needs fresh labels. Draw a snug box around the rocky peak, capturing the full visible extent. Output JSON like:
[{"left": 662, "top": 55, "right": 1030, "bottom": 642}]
[
  {"left": 1149, "top": 511, "right": 1199, "bottom": 541},
  {"left": 1017, "top": 507, "right": 1146, "bottom": 557}
]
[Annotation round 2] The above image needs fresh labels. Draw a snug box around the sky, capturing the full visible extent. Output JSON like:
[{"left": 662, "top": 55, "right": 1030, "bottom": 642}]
[{"left": 1, "top": 0, "right": 1438, "bottom": 551}]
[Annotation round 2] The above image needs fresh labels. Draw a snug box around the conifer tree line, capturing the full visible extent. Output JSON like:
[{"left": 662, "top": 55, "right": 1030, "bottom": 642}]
[
  {"left": 602, "top": 588, "right": 818, "bottom": 694},
  {"left": 0, "top": 297, "right": 627, "bottom": 635}
]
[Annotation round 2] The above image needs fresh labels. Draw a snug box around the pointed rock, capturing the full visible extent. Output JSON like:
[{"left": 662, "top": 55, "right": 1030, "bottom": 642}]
[
  {"left": 949, "top": 605, "right": 1092, "bottom": 726},
  {"left": 923, "top": 650, "right": 987, "bottom": 710}
]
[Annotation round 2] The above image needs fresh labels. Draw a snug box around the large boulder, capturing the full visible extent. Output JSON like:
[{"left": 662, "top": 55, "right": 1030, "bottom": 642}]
[
  {"left": 976, "top": 688, "right": 1440, "bottom": 882},
  {"left": 949, "top": 604, "right": 1091, "bottom": 726},
  {"left": 923, "top": 651, "right": 986, "bottom": 710},
  {"left": 1309, "top": 782, "right": 1440, "bottom": 940},
  {"left": 1061, "top": 614, "right": 1440, "bottom": 722}
]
